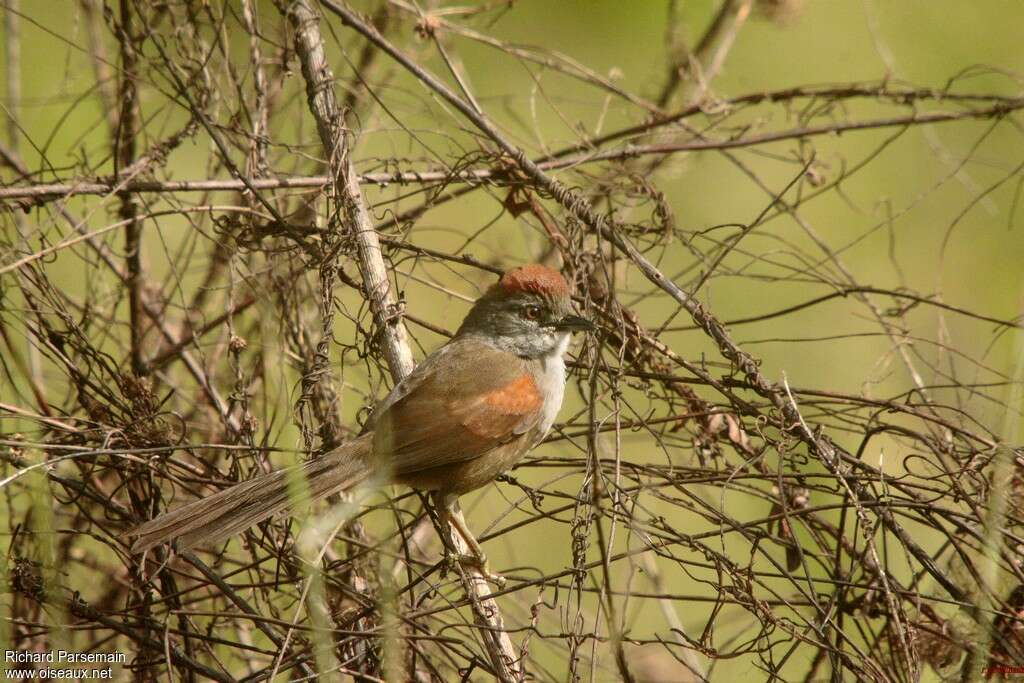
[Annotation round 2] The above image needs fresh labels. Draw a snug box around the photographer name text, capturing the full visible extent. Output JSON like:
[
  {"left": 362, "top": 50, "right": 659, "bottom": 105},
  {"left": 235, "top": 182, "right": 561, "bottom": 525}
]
[{"left": 5, "top": 651, "right": 125, "bottom": 664}]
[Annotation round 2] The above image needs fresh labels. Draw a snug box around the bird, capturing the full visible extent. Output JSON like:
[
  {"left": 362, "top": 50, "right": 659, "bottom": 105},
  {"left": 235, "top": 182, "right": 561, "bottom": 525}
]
[{"left": 128, "top": 263, "right": 593, "bottom": 575}]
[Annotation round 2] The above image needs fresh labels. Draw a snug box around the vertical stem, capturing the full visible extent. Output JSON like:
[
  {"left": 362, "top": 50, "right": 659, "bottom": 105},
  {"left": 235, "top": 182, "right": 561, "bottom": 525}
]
[
  {"left": 4, "top": 1, "right": 19, "bottom": 153},
  {"left": 112, "top": 6, "right": 163, "bottom": 682},
  {"left": 5, "top": 0, "right": 48, "bottom": 414},
  {"left": 240, "top": 0, "right": 269, "bottom": 177},
  {"left": 116, "top": 0, "right": 145, "bottom": 377}
]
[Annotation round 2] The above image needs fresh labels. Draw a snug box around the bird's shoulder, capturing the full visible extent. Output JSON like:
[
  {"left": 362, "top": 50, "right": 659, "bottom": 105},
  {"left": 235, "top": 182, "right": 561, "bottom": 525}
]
[{"left": 366, "top": 336, "right": 542, "bottom": 428}]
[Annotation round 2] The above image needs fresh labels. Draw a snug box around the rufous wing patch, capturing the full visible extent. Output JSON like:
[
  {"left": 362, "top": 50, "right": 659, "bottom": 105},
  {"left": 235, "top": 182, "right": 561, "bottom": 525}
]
[
  {"left": 457, "top": 373, "right": 541, "bottom": 439},
  {"left": 485, "top": 374, "right": 541, "bottom": 412}
]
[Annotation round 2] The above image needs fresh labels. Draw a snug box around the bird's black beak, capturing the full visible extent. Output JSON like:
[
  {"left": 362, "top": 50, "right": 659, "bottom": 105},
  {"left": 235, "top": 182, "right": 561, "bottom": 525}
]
[{"left": 550, "top": 314, "right": 595, "bottom": 333}]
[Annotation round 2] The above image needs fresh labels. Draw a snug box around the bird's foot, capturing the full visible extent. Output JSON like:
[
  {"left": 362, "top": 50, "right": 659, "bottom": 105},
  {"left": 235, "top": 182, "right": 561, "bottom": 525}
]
[{"left": 443, "top": 551, "right": 506, "bottom": 588}]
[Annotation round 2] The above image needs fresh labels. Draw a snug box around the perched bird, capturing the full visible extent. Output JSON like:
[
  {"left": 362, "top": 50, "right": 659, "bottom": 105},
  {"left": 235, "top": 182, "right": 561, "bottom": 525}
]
[{"left": 129, "top": 264, "right": 592, "bottom": 572}]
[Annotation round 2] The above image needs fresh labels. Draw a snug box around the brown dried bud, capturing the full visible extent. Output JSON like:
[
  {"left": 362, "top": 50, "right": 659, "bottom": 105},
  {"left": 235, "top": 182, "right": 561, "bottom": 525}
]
[
  {"left": 415, "top": 14, "right": 441, "bottom": 39},
  {"left": 756, "top": 0, "right": 804, "bottom": 24}
]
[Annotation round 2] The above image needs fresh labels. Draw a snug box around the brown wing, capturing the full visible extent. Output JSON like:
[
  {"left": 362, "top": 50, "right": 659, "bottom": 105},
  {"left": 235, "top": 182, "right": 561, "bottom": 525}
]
[{"left": 371, "top": 337, "right": 543, "bottom": 476}]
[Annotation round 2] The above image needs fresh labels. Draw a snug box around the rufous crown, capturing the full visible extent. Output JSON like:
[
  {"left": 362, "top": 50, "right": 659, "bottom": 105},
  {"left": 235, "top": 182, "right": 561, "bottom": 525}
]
[{"left": 499, "top": 264, "right": 570, "bottom": 298}]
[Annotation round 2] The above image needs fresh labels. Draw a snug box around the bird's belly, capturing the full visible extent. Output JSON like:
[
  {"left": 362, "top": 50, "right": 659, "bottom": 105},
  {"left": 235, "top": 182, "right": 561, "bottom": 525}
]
[{"left": 396, "top": 433, "right": 533, "bottom": 495}]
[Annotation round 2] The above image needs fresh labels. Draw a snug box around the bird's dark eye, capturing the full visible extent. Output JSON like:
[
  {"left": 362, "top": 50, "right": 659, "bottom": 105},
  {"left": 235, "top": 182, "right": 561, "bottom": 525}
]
[{"left": 522, "top": 304, "right": 542, "bottom": 321}]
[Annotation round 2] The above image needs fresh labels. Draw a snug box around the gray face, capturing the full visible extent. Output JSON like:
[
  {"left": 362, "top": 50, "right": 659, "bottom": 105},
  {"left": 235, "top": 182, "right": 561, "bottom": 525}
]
[{"left": 457, "top": 291, "right": 590, "bottom": 359}]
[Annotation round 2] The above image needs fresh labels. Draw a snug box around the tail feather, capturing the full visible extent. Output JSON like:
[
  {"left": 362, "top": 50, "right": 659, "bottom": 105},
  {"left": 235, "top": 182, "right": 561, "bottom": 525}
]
[{"left": 129, "top": 435, "right": 373, "bottom": 554}]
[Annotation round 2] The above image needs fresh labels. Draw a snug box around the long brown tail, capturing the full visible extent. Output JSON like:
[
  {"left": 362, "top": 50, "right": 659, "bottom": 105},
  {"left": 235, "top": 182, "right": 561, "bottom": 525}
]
[{"left": 129, "top": 434, "right": 373, "bottom": 554}]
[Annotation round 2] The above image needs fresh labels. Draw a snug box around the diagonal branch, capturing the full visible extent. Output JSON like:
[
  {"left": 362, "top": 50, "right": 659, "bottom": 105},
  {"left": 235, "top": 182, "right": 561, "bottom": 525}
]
[
  {"left": 286, "top": 0, "right": 413, "bottom": 384},
  {"left": 658, "top": 0, "right": 754, "bottom": 108}
]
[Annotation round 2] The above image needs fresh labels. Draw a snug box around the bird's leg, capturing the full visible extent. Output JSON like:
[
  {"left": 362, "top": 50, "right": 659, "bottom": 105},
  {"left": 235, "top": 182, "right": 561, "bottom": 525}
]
[
  {"left": 449, "top": 507, "right": 507, "bottom": 588},
  {"left": 431, "top": 492, "right": 505, "bottom": 587},
  {"left": 432, "top": 493, "right": 460, "bottom": 560}
]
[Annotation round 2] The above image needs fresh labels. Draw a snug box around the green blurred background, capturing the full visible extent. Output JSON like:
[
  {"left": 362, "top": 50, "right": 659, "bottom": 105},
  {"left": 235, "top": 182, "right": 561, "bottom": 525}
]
[{"left": 3, "top": 1, "right": 1024, "bottom": 680}]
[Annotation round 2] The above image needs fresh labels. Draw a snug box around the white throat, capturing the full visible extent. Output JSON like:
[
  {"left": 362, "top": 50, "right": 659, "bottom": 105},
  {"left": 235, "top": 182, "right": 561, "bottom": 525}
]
[{"left": 536, "top": 332, "right": 571, "bottom": 436}]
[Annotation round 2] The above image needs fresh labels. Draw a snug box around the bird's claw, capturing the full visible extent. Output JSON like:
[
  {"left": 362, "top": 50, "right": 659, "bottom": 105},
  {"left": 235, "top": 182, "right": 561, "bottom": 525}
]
[{"left": 443, "top": 551, "right": 506, "bottom": 588}]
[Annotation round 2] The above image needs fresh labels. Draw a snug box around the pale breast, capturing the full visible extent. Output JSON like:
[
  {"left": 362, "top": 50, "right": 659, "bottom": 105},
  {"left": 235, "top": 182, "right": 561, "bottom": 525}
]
[{"left": 534, "top": 333, "right": 570, "bottom": 440}]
